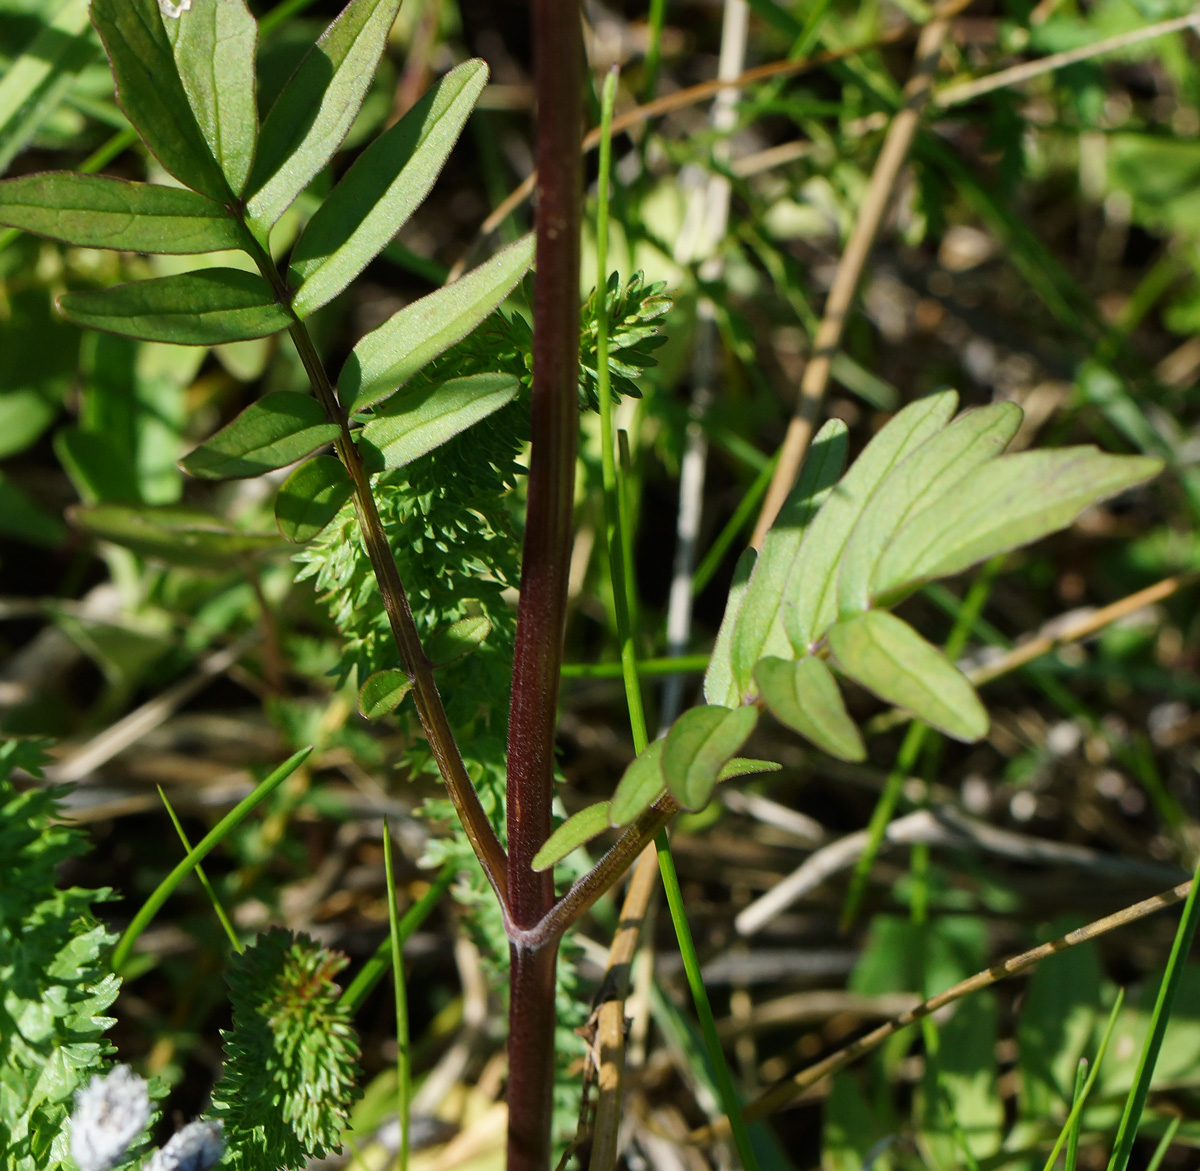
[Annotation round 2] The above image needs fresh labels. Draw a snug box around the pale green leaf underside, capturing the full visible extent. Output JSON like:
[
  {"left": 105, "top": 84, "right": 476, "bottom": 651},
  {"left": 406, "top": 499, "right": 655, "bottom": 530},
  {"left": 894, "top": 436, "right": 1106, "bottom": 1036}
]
[
  {"left": 755, "top": 655, "right": 865, "bottom": 761},
  {"left": 0, "top": 173, "right": 244, "bottom": 253},
  {"left": 165, "top": 0, "right": 259, "bottom": 197},
  {"left": 426, "top": 615, "right": 491, "bottom": 665},
  {"left": 180, "top": 392, "right": 339, "bottom": 480},
  {"left": 730, "top": 418, "right": 848, "bottom": 693},
  {"left": 358, "top": 373, "right": 519, "bottom": 472},
  {"left": 717, "top": 757, "right": 782, "bottom": 781},
  {"left": 245, "top": 0, "right": 404, "bottom": 235},
  {"left": 704, "top": 546, "right": 756, "bottom": 708},
  {"left": 533, "top": 802, "right": 612, "bottom": 871},
  {"left": 58, "top": 269, "right": 291, "bottom": 345},
  {"left": 663, "top": 704, "right": 758, "bottom": 812},
  {"left": 609, "top": 738, "right": 665, "bottom": 827},
  {"left": 275, "top": 455, "right": 354, "bottom": 542},
  {"left": 290, "top": 59, "right": 488, "bottom": 317},
  {"left": 827, "top": 610, "right": 988, "bottom": 743},
  {"left": 785, "top": 391, "right": 958, "bottom": 652},
  {"left": 358, "top": 668, "right": 411, "bottom": 719},
  {"left": 340, "top": 233, "right": 535, "bottom": 414}
]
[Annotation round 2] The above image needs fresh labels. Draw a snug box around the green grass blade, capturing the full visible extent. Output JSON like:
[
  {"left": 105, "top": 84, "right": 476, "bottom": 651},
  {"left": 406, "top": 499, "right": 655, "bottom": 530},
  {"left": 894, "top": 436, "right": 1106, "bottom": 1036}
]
[
  {"left": 1065, "top": 1059, "right": 1088, "bottom": 1171},
  {"left": 1143, "top": 1117, "right": 1180, "bottom": 1171},
  {"left": 382, "top": 818, "right": 411, "bottom": 1171}
]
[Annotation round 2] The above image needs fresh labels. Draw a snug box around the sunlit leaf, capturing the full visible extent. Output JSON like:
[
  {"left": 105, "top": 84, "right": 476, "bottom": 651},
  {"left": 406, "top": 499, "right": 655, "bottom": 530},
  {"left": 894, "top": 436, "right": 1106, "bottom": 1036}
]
[
  {"left": 340, "top": 234, "right": 535, "bottom": 413},
  {"left": 662, "top": 705, "right": 758, "bottom": 812},
  {"left": 704, "top": 546, "right": 756, "bottom": 708},
  {"left": 180, "top": 393, "right": 339, "bottom": 480},
  {"left": 275, "top": 455, "right": 353, "bottom": 542},
  {"left": 827, "top": 610, "right": 987, "bottom": 742},
  {"left": 532, "top": 802, "right": 612, "bottom": 871},
  {"left": 717, "top": 757, "right": 782, "bottom": 781},
  {"left": 426, "top": 615, "right": 491, "bottom": 666},
  {"left": 290, "top": 60, "right": 488, "bottom": 317},
  {"left": 754, "top": 655, "right": 865, "bottom": 762},
  {"left": 609, "top": 739, "right": 666, "bottom": 827},
  {"left": 358, "top": 669, "right": 412, "bottom": 719},
  {"left": 58, "top": 269, "right": 291, "bottom": 345}
]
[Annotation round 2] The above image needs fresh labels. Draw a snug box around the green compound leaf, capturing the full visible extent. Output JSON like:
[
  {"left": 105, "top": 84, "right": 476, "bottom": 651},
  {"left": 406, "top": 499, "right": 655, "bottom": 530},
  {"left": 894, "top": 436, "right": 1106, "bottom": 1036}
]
[
  {"left": 704, "top": 546, "right": 757, "bottom": 709},
  {"left": 784, "top": 391, "right": 958, "bottom": 653},
  {"left": 340, "top": 233, "right": 535, "bottom": 414},
  {"left": 872, "top": 447, "right": 1164, "bottom": 599},
  {"left": 358, "top": 373, "right": 519, "bottom": 472},
  {"left": 90, "top": 0, "right": 230, "bottom": 201},
  {"left": 663, "top": 704, "right": 759, "bottom": 812},
  {"left": 275, "top": 455, "right": 353, "bottom": 542},
  {"left": 754, "top": 655, "right": 865, "bottom": 762},
  {"left": 180, "top": 393, "right": 339, "bottom": 480},
  {"left": 70, "top": 502, "right": 282, "bottom": 568},
  {"left": 532, "top": 802, "right": 612, "bottom": 872},
  {"left": 827, "top": 610, "right": 988, "bottom": 743},
  {"left": 290, "top": 59, "right": 488, "bottom": 317},
  {"left": 837, "top": 402, "right": 1022, "bottom": 617},
  {"left": 164, "top": 0, "right": 259, "bottom": 197},
  {"left": 0, "top": 173, "right": 245, "bottom": 253},
  {"left": 58, "top": 269, "right": 291, "bottom": 345},
  {"left": 245, "top": 0, "right": 404, "bottom": 236},
  {"left": 731, "top": 418, "right": 848, "bottom": 694},
  {"left": 609, "top": 738, "right": 665, "bottom": 827},
  {"left": 426, "top": 615, "right": 491, "bottom": 666},
  {"left": 358, "top": 669, "right": 411, "bottom": 719}
]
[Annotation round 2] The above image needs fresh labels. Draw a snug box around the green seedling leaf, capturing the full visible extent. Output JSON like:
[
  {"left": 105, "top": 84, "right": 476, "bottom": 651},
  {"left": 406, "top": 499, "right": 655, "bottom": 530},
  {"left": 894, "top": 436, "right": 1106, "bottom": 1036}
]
[
  {"left": 827, "top": 610, "right": 988, "bottom": 742},
  {"left": 275, "top": 454, "right": 353, "bottom": 542},
  {"left": 58, "top": 269, "right": 291, "bottom": 345},
  {"left": 784, "top": 391, "right": 958, "bottom": 653},
  {"left": 290, "top": 59, "right": 488, "bottom": 317},
  {"left": 837, "top": 402, "right": 1022, "bottom": 616},
  {"left": 426, "top": 615, "right": 491, "bottom": 666},
  {"left": 245, "top": 0, "right": 404, "bottom": 235},
  {"left": 755, "top": 655, "right": 865, "bottom": 761},
  {"left": 609, "top": 738, "right": 666, "bottom": 827},
  {"left": 873, "top": 447, "right": 1164, "bottom": 598},
  {"left": 358, "top": 669, "right": 412, "bottom": 719},
  {"left": 730, "top": 418, "right": 848, "bottom": 692},
  {"left": 70, "top": 502, "right": 282, "bottom": 568},
  {"left": 0, "top": 173, "right": 245, "bottom": 253},
  {"left": 532, "top": 802, "right": 612, "bottom": 872},
  {"left": 165, "top": 0, "right": 258, "bottom": 196},
  {"left": 717, "top": 757, "right": 782, "bottom": 781},
  {"left": 704, "top": 546, "right": 757, "bottom": 707},
  {"left": 90, "top": 0, "right": 230, "bottom": 201},
  {"left": 180, "top": 393, "right": 339, "bottom": 480},
  {"left": 55, "top": 427, "right": 141, "bottom": 505},
  {"left": 358, "top": 373, "right": 519, "bottom": 472},
  {"left": 663, "top": 704, "right": 759, "bottom": 812},
  {"left": 340, "top": 233, "right": 535, "bottom": 413}
]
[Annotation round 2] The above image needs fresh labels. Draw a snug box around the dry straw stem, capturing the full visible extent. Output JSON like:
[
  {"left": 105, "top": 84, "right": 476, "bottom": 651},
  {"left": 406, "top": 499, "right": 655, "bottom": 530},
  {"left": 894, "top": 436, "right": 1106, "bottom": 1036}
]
[{"left": 690, "top": 877, "right": 1196, "bottom": 1143}]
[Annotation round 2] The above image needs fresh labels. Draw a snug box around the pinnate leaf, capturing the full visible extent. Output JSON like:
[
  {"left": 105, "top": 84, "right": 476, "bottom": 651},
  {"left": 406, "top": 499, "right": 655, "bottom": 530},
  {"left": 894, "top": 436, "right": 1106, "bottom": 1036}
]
[
  {"left": 532, "top": 802, "right": 612, "bottom": 872},
  {"left": 826, "top": 610, "right": 988, "bottom": 743},
  {"left": 245, "top": 0, "right": 404, "bottom": 235},
  {"left": 755, "top": 655, "right": 865, "bottom": 761},
  {"left": 0, "top": 172, "right": 244, "bottom": 253},
  {"left": 58, "top": 269, "right": 291, "bottom": 345},
  {"left": 704, "top": 546, "right": 756, "bottom": 707},
  {"left": 275, "top": 455, "right": 353, "bottom": 542},
  {"left": 358, "top": 669, "right": 411, "bottom": 719},
  {"left": 340, "top": 233, "right": 535, "bottom": 413},
  {"left": 663, "top": 705, "right": 758, "bottom": 812},
  {"left": 609, "top": 738, "right": 665, "bottom": 827},
  {"left": 290, "top": 60, "right": 488, "bottom": 317},
  {"left": 358, "top": 373, "right": 519, "bottom": 472},
  {"left": 180, "top": 393, "right": 339, "bottom": 480}
]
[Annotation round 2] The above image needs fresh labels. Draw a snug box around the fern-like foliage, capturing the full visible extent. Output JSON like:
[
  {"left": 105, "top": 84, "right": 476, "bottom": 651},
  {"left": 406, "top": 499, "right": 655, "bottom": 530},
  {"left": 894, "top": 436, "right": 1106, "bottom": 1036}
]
[
  {"left": 210, "top": 929, "right": 361, "bottom": 1171},
  {"left": 0, "top": 739, "right": 126, "bottom": 1171}
]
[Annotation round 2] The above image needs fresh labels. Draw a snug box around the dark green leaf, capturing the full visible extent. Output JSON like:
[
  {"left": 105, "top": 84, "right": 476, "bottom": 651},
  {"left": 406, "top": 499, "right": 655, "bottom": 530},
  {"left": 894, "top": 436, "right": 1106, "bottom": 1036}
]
[
  {"left": 357, "top": 373, "right": 519, "bottom": 472},
  {"left": 663, "top": 705, "right": 759, "bottom": 812},
  {"left": 58, "top": 269, "right": 291, "bottom": 345},
  {"left": 755, "top": 655, "right": 865, "bottom": 761},
  {"left": 704, "top": 546, "right": 757, "bottom": 708},
  {"left": 165, "top": 0, "right": 258, "bottom": 196},
  {"left": 609, "top": 739, "right": 666, "bottom": 827},
  {"left": 71, "top": 502, "right": 282, "bottom": 568},
  {"left": 0, "top": 472, "right": 66, "bottom": 547},
  {"left": 426, "top": 615, "right": 491, "bottom": 666},
  {"left": 245, "top": 0, "right": 404, "bottom": 235},
  {"left": 275, "top": 455, "right": 353, "bottom": 542},
  {"left": 180, "top": 393, "right": 339, "bottom": 480},
  {"left": 873, "top": 448, "right": 1164, "bottom": 598},
  {"left": 0, "top": 173, "right": 244, "bottom": 253},
  {"left": 90, "top": 0, "right": 230, "bottom": 200},
  {"left": 55, "top": 427, "right": 142, "bottom": 504},
  {"left": 290, "top": 60, "right": 488, "bottom": 316},
  {"left": 784, "top": 392, "right": 958, "bottom": 652},
  {"left": 717, "top": 757, "right": 782, "bottom": 782},
  {"left": 827, "top": 610, "right": 988, "bottom": 742},
  {"left": 358, "top": 669, "right": 412, "bottom": 719},
  {"left": 340, "top": 233, "right": 535, "bottom": 413},
  {"left": 532, "top": 802, "right": 612, "bottom": 872},
  {"left": 731, "top": 419, "right": 848, "bottom": 693}
]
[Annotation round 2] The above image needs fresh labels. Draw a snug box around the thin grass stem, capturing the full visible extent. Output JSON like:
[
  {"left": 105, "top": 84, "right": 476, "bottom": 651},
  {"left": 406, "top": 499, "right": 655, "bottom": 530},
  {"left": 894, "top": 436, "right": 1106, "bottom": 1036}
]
[{"left": 382, "top": 819, "right": 411, "bottom": 1171}]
